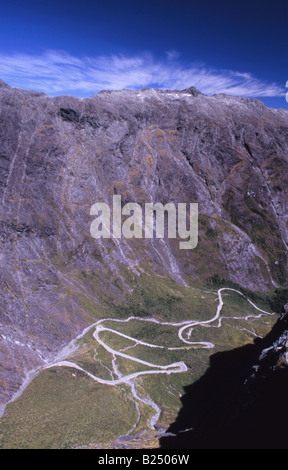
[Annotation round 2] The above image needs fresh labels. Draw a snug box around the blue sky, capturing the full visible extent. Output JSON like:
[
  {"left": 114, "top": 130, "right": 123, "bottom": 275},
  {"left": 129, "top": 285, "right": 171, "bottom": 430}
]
[{"left": 0, "top": 0, "right": 287, "bottom": 108}]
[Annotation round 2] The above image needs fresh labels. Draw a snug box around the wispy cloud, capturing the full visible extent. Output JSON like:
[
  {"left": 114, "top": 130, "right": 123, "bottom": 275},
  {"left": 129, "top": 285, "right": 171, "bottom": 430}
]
[
  {"left": 165, "top": 50, "right": 181, "bottom": 61},
  {"left": 0, "top": 50, "right": 284, "bottom": 98}
]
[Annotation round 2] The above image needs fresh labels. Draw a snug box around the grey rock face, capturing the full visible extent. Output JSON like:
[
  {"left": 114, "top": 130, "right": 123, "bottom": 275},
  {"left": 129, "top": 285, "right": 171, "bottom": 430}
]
[{"left": 0, "top": 81, "right": 288, "bottom": 406}]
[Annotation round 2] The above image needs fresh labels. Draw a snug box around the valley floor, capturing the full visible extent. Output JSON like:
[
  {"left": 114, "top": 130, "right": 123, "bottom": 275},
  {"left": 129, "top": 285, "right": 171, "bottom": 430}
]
[{"left": 0, "top": 281, "right": 277, "bottom": 449}]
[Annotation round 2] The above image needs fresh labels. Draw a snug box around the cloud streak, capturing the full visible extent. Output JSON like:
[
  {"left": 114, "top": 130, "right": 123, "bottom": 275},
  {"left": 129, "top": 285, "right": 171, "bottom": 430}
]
[{"left": 0, "top": 50, "right": 284, "bottom": 98}]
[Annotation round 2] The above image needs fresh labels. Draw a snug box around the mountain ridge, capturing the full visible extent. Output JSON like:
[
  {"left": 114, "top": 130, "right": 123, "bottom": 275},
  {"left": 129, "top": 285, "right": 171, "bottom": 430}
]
[{"left": 0, "top": 79, "right": 287, "bottom": 412}]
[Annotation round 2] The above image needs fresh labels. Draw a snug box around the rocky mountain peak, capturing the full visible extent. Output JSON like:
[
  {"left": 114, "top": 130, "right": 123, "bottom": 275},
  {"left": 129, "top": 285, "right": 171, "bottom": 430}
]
[
  {"left": 0, "top": 79, "right": 10, "bottom": 88},
  {"left": 0, "top": 80, "right": 287, "bottom": 413}
]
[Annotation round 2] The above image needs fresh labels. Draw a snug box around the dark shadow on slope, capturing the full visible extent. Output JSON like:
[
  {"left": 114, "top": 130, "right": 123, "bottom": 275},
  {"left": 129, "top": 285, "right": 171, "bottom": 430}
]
[{"left": 160, "top": 315, "right": 288, "bottom": 449}]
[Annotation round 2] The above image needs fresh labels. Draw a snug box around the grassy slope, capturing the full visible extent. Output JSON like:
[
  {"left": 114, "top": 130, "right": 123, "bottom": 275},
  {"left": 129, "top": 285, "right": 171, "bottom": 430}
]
[{"left": 0, "top": 274, "right": 278, "bottom": 449}]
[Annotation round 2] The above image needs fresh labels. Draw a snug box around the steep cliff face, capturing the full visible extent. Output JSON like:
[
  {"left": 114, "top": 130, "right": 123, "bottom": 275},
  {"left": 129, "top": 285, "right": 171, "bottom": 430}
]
[
  {"left": 161, "top": 305, "right": 288, "bottom": 449},
  {"left": 0, "top": 80, "right": 287, "bottom": 408}
]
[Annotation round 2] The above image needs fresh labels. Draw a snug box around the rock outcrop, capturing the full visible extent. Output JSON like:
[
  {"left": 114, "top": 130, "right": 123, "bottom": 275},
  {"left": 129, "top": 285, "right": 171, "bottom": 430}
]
[{"left": 0, "top": 80, "right": 287, "bottom": 408}]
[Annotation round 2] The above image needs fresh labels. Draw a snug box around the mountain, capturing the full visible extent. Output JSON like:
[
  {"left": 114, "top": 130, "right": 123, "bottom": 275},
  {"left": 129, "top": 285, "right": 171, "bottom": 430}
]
[{"left": 0, "top": 80, "right": 287, "bottom": 436}]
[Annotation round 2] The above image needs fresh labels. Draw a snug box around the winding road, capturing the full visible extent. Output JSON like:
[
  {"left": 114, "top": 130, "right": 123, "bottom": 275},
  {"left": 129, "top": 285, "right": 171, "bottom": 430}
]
[{"left": 43, "top": 288, "right": 275, "bottom": 430}]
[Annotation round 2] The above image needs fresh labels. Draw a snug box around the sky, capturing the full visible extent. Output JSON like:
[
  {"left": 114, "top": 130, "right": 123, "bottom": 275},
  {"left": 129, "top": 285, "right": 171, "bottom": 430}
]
[{"left": 0, "top": 0, "right": 287, "bottom": 108}]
